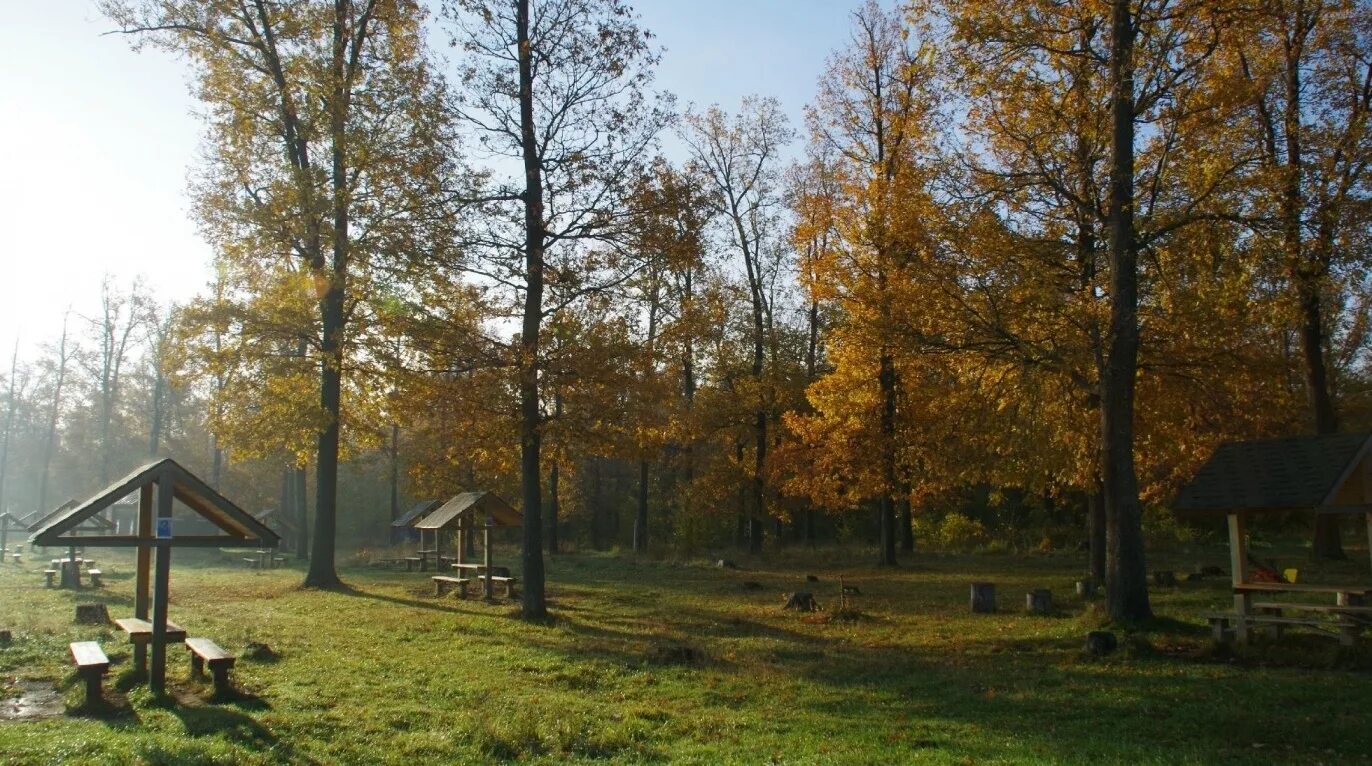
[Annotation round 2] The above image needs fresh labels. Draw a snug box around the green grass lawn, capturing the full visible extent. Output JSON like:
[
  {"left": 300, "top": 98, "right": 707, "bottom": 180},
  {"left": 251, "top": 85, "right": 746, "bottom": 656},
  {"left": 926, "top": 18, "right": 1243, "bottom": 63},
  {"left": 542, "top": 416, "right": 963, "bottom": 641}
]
[{"left": 1, "top": 546, "right": 1370, "bottom": 765}]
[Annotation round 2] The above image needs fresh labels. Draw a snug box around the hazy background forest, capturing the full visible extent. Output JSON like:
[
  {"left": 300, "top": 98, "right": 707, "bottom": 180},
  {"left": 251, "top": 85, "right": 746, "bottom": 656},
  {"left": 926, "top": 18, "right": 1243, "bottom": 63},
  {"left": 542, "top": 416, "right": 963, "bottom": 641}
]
[{"left": 3, "top": 0, "right": 1370, "bottom": 592}]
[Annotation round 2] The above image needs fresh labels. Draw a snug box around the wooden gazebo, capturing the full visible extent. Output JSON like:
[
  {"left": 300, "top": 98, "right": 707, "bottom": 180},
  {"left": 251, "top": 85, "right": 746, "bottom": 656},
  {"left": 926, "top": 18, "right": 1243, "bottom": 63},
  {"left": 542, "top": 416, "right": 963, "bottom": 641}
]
[
  {"left": 254, "top": 507, "right": 303, "bottom": 555},
  {"left": 414, "top": 492, "right": 519, "bottom": 598},
  {"left": 1174, "top": 433, "right": 1372, "bottom": 644},
  {"left": 29, "top": 458, "right": 279, "bottom": 693}
]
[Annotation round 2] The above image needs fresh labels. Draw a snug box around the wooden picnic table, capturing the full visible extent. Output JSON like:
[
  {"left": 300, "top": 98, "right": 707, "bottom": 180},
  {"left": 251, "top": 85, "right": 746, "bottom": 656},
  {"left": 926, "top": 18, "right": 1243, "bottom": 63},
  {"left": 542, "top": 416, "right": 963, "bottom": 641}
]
[
  {"left": 1212, "top": 581, "right": 1372, "bottom": 645},
  {"left": 114, "top": 617, "right": 188, "bottom": 645}
]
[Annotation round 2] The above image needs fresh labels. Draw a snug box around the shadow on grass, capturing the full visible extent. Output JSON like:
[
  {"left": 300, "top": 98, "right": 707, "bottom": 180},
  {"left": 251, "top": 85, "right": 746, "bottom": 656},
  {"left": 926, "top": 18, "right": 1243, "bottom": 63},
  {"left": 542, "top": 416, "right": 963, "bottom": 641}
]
[{"left": 330, "top": 583, "right": 467, "bottom": 615}]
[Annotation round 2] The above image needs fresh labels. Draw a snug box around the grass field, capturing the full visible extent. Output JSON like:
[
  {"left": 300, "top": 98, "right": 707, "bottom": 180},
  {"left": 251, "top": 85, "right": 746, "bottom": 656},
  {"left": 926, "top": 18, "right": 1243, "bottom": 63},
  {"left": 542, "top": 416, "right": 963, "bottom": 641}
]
[{"left": 1, "top": 545, "right": 1371, "bottom": 765}]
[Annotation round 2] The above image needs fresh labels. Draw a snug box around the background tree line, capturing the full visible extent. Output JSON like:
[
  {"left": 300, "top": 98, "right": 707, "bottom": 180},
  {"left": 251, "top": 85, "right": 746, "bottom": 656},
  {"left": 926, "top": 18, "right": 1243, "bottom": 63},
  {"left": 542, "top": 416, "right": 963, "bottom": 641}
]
[{"left": 4, "top": 0, "right": 1366, "bottom": 622}]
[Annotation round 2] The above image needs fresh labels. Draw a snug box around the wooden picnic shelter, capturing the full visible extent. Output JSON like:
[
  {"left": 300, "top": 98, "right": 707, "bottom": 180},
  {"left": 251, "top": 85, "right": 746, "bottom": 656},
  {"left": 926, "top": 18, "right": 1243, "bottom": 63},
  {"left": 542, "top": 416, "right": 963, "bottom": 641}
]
[
  {"left": 1174, "top": 433, "right": 1372, "bottom": 645},
  {"left": 415, "top": 491, "right": 519, "bottom": 599},
  {"left": 0, "top": 511, "right": 23, "bottom": 562},
  {"left": 390, "top": 498, "right": 441, "bottom": 545},
  {"left": 28, "top": 458, "right": 279, "bottom": 694},
  {"left": 255, "top": 507, "right": 303, "bottom": 558},
  {"left": 28, "top": 500, "right": 115, "bottom": 587}
]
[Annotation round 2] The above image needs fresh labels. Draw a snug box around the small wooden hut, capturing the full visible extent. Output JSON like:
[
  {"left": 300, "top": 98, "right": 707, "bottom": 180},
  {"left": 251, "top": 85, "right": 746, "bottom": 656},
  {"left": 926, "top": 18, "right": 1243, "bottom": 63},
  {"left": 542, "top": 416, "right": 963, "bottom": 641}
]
[
  {"left": 414, "top": 492, "right": 519, "bottom": 598},
  {"left": 1174, "top": 433, "right": 1372, "bottom": 643}
]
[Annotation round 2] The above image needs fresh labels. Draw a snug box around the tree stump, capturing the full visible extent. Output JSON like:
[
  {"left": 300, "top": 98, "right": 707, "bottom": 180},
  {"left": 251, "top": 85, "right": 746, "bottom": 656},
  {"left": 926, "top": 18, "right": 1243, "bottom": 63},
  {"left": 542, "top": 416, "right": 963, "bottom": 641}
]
[
  {"left": 970, "top": 582, "right": 996, "bottom": 613},
  {"left": 75, "top": 604, "right": 110, "bottom": 625},
  {"left": 1025, "top": 589, "right": 1053, "bottom": 615},
  {"left": 0, "top": 629, "right": 11, "bottom": 645},
  {"left": 1084, "top": 631, "right": 1117, "bottom": 657},
  {"left": 1075, "top": 579, "right": 1096, "bottom": 598},
  {"left": 1152, "top": 571, "right": 1177, "bottom": 587},
  {"left": 806, "top": 574, "right": 819, "bottom": 583},
  {"left": 783, "top": 591, "right": 820, "bottom": 612}
]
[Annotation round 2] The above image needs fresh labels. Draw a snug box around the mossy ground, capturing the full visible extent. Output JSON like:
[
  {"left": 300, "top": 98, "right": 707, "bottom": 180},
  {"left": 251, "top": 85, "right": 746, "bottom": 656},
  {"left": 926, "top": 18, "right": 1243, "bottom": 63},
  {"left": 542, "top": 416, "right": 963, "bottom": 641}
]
[{"left": 1, "top": 545, "right": 1370, "bottom": 764}]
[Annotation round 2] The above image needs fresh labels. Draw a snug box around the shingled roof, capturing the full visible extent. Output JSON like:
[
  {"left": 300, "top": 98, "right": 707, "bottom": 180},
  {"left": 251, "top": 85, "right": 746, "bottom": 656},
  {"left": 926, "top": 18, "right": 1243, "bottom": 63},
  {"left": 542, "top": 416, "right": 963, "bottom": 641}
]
[
  {"left": 414, "top": 492, "right": 520, "bottom": 530},
  {"left": 391, "top": 499, "right": 442, "bottom": 528},
  {"left": 1173, "top": 433, "right": 1372, "bottom": 515}
]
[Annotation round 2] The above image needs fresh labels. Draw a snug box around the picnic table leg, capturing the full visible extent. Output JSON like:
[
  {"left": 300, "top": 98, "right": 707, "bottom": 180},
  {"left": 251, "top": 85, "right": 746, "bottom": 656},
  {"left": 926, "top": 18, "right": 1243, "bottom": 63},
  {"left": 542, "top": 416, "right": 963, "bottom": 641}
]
[
  {"left": 482, "top": 525, "right": 493, "bottom": 600},
  {"left": 1228, "top": 513, "right": 1252, "bottom": 645}
]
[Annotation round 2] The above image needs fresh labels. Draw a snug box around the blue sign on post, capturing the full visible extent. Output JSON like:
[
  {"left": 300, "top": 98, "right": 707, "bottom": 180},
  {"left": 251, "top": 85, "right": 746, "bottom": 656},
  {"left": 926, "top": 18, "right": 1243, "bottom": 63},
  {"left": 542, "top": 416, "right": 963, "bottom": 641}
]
[{"left": 156, "top": 518, "right": 173, "bottom": 540}]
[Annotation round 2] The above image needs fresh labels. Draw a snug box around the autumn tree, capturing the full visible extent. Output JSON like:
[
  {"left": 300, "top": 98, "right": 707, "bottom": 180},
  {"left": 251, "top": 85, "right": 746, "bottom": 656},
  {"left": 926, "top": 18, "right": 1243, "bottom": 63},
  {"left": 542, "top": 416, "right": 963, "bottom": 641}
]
[
  {"left": 683, "top": 97, "right": 794, "bottom": 554},
  {"left": 103, "top": 0, "right": 460, "bottom": 586},
  {"left": 444, "top": 0, "right": 668, "bottom": 617},
  {"left": 1225, "top": 0, "right": 1372, "bottom": 558}
]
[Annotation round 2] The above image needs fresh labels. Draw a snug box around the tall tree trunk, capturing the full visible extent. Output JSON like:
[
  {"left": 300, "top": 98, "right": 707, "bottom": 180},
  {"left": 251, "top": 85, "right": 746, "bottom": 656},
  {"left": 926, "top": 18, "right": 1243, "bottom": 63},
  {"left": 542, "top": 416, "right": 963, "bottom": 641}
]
[
  {"left": 295, "top": 468, "right": 308, "bottom": 559},
  {"left": 878, "top": 350, "right": 898, "bottom": 566},
  {"left": 0, "top": 341, "right": 19, "bottom": 511},
  {"left": 304, "top": 0, "right": 351, "bottom": 589},
  {"left": 1089, "top": 479, "right": 1106, "bottom": 582},
  {"left": 37, "top": 314, "right": 71, "bottom": 514},
  {"left": 515, "top": 0, "right": 548, "bottom": 619},
  {"left": 635, "top": 460, "right": 649, "bottom": 553},
  {"left": 547, "top": 392, "right": 562, "bottom": 555},
  {"left": 899, "top": 492, "right": 914, "bottom": 553},
  {"left": 1103, "top": 0, "right": 1151, "bottom": 622},
  {"left": 1277, "top": 14, "right": 1345, "bottom": 559},
  {"left": 389, "top": 422, "right": 400, "bottom": 526}
]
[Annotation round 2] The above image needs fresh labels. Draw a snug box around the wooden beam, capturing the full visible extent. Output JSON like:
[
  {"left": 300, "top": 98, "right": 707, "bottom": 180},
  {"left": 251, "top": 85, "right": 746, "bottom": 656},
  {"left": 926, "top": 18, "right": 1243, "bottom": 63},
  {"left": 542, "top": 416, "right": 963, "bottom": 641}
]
[
  {"left": 36, "top": 535, "right": 270, "bottom": 548},
  {"left": 134, "top": 484, "right": 152, "bottom": 677},
  {"left": 149, "top": 468, "right": 174, "bottom": 695}
]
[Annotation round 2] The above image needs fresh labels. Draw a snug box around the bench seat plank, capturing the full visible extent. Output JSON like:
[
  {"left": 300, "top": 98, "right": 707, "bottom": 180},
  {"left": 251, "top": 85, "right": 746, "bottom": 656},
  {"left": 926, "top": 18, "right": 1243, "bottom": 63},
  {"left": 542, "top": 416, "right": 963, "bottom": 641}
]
[
  {"left": 70, "top": 641, "right": 109, "bottom": 670},
  {"left": 115, "top": 617, "right": 188, "bottom": 644}
]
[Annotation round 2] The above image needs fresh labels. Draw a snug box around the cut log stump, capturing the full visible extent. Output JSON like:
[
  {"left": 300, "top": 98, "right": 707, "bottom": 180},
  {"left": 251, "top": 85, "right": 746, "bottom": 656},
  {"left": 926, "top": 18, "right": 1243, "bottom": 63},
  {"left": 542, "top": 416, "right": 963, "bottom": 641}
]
[
  {"left": 970, "top": 582, "right": 996, "bottom": 614},
  {"left": 1026, "top": 589, "right": 1053, "bottom": 615},
  {"left": 1084, "top": 631, "right": 1117, "bottom": 657},
  {"left": 75, "top": 604, "right": 110, "bottom": 625},
  {"left": 783, "top": 591, "right": 820, "bottom": 612}
]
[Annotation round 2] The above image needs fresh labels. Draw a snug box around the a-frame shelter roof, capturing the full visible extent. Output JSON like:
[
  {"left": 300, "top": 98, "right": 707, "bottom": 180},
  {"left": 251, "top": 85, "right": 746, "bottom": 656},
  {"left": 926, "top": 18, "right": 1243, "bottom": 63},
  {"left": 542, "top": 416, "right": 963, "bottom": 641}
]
[
  {"left": 1173, "top": 433, "right": 1372, "bottom": 516},
  {"left": 392, "top": 499, "right": 442, "bottom": 528},
  {"left": 27, "top": 500, "right": 83, "bottom": 532},
  {"left": 255, "top": 507, "right": 301, "bottom": 532},
  {"left": 29, "top": 459, "right": 280, "bottom": 548},
  {"left": 414, "top": 492, "right": 520, "bottom": 530}
]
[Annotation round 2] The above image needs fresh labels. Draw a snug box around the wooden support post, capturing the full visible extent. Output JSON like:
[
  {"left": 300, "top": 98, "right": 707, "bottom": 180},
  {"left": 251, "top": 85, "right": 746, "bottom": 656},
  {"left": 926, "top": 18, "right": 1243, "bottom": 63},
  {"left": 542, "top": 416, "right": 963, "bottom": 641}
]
[
  {"left": 1228, "top": 513, "right": 1251, "bottom": 644},
  {"left": 0, "top": 521, "right": 7, "bottom": 563},
  {"left": 1366, "top": 512, "right": 1372, "bottom": 579},
  {"left": 150, "top": 468, "right": 174, "bottom": 695},
  {"left": 483, "top": 520, "right": 493, "bottom": 600},
  {"left": 457, "top": 516, "right": 466, "bottom": 567},
  {"left": 134, "top": 484, "right": 153, "bottom": 676}
]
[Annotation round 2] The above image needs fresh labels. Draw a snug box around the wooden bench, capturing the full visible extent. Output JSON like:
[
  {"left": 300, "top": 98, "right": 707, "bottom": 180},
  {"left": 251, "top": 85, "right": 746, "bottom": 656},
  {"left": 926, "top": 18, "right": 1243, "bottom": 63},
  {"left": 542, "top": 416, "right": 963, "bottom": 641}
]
[
  {"left": 1204, "top": 611, "right": 1360, "bottom": 646},
  {"left": 185, "top": 637, "right": 236, "bottom": 696},
  {"left": 242, "top": 557, "right": 261, "bottom": 568},
  {"left": 88, "top": 569, "right": 103, "bottom": 587},
  {"left": 43, "top": 569, "right": 57, "bottom": 588},
  {"left": 432, "top": 575, "right": 470, "bottom": 597},
  {"left": 70, "top": 641, "right": 110, "bottom": 705},
  {"left": 478, "top": 575, "right": 518, "bottom": 598},
  {"left": 114, "top": 617, "right": 188, "bottom": 645},
  {"left": 404, "top": 556, "right": 422, "bottom": 572}
]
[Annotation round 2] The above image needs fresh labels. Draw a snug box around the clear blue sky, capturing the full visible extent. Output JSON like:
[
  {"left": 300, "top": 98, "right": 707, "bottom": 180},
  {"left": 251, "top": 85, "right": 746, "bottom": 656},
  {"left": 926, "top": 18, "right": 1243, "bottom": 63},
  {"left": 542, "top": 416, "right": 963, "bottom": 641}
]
[{"left": 0, "top": 0, "right": 864, "bottom": 358}]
